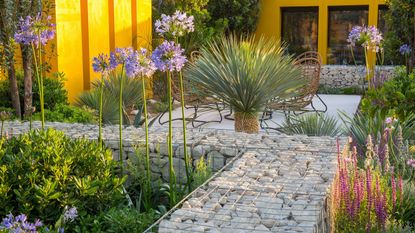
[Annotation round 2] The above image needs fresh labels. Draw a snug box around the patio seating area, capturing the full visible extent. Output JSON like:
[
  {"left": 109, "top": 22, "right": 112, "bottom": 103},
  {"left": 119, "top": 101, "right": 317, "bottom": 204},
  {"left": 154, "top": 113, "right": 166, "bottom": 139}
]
[{"left": 153, "top": 94, "right": 362, "bottom": 131}]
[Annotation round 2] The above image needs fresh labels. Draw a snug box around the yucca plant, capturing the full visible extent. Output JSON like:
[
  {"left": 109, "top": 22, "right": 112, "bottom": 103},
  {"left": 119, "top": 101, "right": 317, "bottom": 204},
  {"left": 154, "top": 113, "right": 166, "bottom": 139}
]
[
  {"left": 279, "top": 113, "right": 342, "bottom": 137},
  {"left": 184, "top": 35, "right": 305, "bottom": 133},
  {"left": 75, "top": 74, "right": 142, "bottom": 125}
]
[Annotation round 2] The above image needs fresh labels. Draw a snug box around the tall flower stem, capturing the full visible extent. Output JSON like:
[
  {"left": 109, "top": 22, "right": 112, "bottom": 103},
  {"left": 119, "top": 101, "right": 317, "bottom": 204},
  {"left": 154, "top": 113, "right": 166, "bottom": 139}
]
[
  {"left": 119, "top": 72, "right": 124, "bottom": 175},
  {"left": 31, "top": 40, "right": 44, "bottom": 129},
  {"left": 175, "top": 38, "right": 192, "bottom": 192},
  {"left": 364, "top": 48, "right": 372, "bottom": 89},
  {"left": 141, "top": 76, "right": 152, "bottom": 209},
  {"left": 178, "top": 71, "right": 192, "bottom": 191},
  {"left": 167, "top": 70, "right": 177, "bottom": 206},
  {"left": 98, "top": 76, "right": 104, "bottom": 147}
]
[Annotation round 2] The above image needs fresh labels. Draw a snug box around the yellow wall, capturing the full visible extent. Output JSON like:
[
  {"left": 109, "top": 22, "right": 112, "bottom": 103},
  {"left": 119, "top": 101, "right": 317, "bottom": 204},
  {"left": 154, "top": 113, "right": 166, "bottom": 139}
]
[
  {"left": 53, "top": 0, "right": 151, "bottom": 102},
  {"left": 55, "top": 0, "right": 84, "bottom": 102},
  {"left": 256, "top": 0, "right": 386, "bottom": 64}
]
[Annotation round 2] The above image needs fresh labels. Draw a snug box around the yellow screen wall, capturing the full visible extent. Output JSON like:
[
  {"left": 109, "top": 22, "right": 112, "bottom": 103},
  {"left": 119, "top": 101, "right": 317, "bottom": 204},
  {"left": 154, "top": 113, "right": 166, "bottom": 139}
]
[
  {"left": 256, "top": 0, "right": 386, "bottom": 65},
  {"left": 53, "top": 0, "right": 152, "bottom": 102}
]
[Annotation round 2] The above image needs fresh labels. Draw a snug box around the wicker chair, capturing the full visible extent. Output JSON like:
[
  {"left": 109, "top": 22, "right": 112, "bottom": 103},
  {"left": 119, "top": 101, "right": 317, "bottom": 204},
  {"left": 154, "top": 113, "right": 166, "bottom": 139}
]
[
  {"left": 157, "top": 51, "right": 224, "bottom": 127},
  {"left": 260, "top": 51, "right": 327, "bottom": 130}
]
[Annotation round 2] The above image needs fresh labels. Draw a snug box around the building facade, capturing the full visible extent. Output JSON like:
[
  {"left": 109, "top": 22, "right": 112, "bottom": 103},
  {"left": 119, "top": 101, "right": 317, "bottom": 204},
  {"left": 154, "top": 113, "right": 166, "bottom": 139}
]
[{"left": 256, "top": 0, "right": 387, "bottom": 65}]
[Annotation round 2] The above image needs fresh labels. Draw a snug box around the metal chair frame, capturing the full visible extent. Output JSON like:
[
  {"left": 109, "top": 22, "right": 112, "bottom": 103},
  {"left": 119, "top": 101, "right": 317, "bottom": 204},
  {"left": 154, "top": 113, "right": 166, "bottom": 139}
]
[{"left": 157, "top": 51, "right": 224, "bottom": 128}]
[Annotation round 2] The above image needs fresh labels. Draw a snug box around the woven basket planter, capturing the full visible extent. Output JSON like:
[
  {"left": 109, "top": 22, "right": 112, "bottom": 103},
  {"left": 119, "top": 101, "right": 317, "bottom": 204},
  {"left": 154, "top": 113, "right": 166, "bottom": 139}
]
[{"left": 234, "top": 112, "right": 259, "bottom": 134}]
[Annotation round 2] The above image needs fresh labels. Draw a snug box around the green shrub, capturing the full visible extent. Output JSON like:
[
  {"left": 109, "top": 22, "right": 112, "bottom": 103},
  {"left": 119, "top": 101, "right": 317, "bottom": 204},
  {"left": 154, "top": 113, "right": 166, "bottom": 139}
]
[
  {"left": 0, "top": 71, "right": 68, "bottom": 112},
  {"left": 318, "top": 85, "right": 364, "bottom": 95},
  {"left": 361, "top": 67, "right": 415, "bottom": 121},
  {"left": 207, "top": 0, "right": 260, "bottom": 35},
  {"left": 75, "top": 75, "right": 142, "bottom": 125},
  {"left": 0, "top": 129, "right": 126, "bottom": 225},
  {"left": 340, "top": 111, "right": 415, "bottom": 153},
  {"left": 69, "top": 207, "right": 158, "bottom": 233},
  {"left": 279, "top": 113, "right": 342, "bottom": 137},
  {"left": 32, "top": 104, "right": 96, "bottom": 124}
]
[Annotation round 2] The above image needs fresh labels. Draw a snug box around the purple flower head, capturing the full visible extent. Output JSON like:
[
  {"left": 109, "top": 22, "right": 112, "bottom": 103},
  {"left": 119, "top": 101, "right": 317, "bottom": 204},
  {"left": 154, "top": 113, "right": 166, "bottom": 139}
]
[
  {"left": 152, "top": 41, "right": 187, "bottom": 72},
  {"left": 125, "top": 48, "right": 157, "bottom": 78},
  {"left": 14, "top": 13, "right": 55, "bottom": 47},
  {"left": 347, "top": 25, "right": 383, "bottom": 52},
  {"left": 92, "top": 53, "right": 111, "bottom": 76},
  {"left": 385, "top": 117, "right": 393, "bottom": 125},
  {"left": 63, "top": 206, "right": 78, "bottom": 223},
  {"left": 407, "top": 159, "right": 415, "bottom": 168},
  {"left": 155, "top": 10, "right": 194, "bottom": 39},
  {"left": 1, "top": 213, "right": 42, "bottom": 232},
  {"left": 399, "top": 44, "right": 412, "bottom": 55},
  {"left": 109, "top": 47, "right": 133, "bottom": 69}
]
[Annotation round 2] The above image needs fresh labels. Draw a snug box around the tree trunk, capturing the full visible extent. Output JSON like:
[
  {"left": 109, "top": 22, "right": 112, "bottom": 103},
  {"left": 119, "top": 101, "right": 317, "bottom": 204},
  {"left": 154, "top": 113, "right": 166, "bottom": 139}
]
[
  {"left": 22, "top": 45, "right": 33, "bottom": 118},
  {"left": 8, "top": 65, "right": 21, "bottom": 118},
  {"left": 234, "top": 112, "right": 259, "bottom": 134}
]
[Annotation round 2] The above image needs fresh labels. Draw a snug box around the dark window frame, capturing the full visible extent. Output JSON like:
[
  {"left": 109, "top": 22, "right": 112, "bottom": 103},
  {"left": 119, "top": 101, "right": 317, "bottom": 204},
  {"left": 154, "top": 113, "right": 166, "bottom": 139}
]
[
  {"left": 327, "top": 5, "right": 369, "bottom": 65},
  {"left": 281, "top": 6, "right": 319, "bottom": 55}
]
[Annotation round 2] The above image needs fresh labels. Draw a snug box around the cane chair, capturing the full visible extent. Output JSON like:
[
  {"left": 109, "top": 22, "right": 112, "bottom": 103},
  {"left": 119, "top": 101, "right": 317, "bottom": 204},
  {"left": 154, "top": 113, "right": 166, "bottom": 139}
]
[{"left": 260, "top": 51, "right": 327, "bottom": 130}]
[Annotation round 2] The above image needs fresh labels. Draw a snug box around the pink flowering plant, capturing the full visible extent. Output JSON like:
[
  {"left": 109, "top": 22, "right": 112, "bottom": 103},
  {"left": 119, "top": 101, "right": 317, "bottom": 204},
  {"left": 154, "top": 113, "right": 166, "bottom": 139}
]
[
  {"left": 14, "top": 13, "right": 55, "bottom": 129},
  {"left": 347, "top": 25, "right": 383, "bottom": 89},
  {"left": 330, "top": 138, "right": 405, "bottom": 232}
]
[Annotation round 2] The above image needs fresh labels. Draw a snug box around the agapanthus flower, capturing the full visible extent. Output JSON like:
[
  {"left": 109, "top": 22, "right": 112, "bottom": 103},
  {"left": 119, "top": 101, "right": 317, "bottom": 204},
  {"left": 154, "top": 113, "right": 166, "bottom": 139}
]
[
  {"left": 385, "top": 117, "right": 393, "bottom": 124},
  {"left": 63, "top": 206, "right": 78, "bottom": 223},
  {"left": 109, "top": 47, "right": 134, "bottom": 69},
  {"left": 0, "top": 213, "right": 42, "bottom": 233},
  {"left": 92, "top": 53, "right": 111, "bottom": 76},
  {"left": 407, "top": 159, "right": 415, "bottom": 168},
  {"left": 152, "top": 41, "right": 187, "bottom": 72},
  {"left": 399, "top": 44, "right": 412, "bottom": 55},
  {"left": 125, "top": 48, "right": 156, "bottom": 78},
  {"left": 14, "top": 13, "right": 55, "bottom": 47},
  {"left": 347, "top": 25, "right": 383, "bottom": 52},
  {"left": 155, "top": 10, "right": 194, "bottom": 38}
]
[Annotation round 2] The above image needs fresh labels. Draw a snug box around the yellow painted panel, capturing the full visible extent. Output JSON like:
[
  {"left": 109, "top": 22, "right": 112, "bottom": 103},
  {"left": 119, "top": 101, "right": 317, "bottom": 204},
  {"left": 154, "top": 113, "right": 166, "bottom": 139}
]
[
  {"left": 114, "top": 0, "right": 133, "bottom": 48},
  {"left": 88, "top": 0, "right": 110, "bottom": 84},
  {"left": 136, "top": 0, "right": 152, "bottom": 49},
  {"left": 55, "top": 0, "right": 84, "bottom": 103}
]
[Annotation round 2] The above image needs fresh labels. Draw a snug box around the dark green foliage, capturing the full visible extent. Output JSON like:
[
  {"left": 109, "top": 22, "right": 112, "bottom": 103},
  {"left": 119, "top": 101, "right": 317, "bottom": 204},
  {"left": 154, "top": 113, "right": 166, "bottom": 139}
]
[
  {"left": 0, "top": 71, "right": 68, "bottom": 112},
  {"left": 32, "top": 72, "right": 68, "bottom": 110},
  {"left": 383, "top": 0, "right": 415, "bottom": 68},
  {"left": 361, "top": 67, "right": 415, "bottom": 121},
  {"left": 207, "top": 0, "right": 260, "bottom": 35},
  {"left": 75, "top": 75, "right": 142, "bottom": 125},
  {"left": 394, "top": 185, "right": 415, "bottom": 228},
  {"left": 0, "top": 129, "right": 126, "bottom": 225},
  {"left": 70, "top": 207, "right": 158, "bottom": 233},
  {"left": 318, "top": 85, "right": 365, "bottom": 95},
  {"left": 153, "top": 0, "right": 226, "bottom": 53},
  {"left": 340, "top": 111, "right": 415, "bottom": 155},
  {"left": 279, "top": 113, "right": 342, "bottom": 137},
  {"left": 32, "top": 104, "right": 96, "bottom": 124}
]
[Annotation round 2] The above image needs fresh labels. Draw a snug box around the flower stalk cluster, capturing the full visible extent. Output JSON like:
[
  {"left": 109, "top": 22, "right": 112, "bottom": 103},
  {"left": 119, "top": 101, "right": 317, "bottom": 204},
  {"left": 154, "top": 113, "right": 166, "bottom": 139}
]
[
  {"left": 14, "top": 13, "right": 56, "bottom": 129},
  {"left": 331, "top": 137, "right": 404, "bottom": 232},
  {"left": 347, "top": 25, "right": 383, "bottom": 90}
]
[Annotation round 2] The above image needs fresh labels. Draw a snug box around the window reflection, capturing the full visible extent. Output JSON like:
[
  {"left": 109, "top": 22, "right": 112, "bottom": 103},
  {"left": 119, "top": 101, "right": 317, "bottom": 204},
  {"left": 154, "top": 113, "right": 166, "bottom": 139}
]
[
  {"left": 282, "top": 7, "right": 318, "bottom": 56},
  {"left": 327, "top": 6, "right": 368, "bottom": 65}
]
